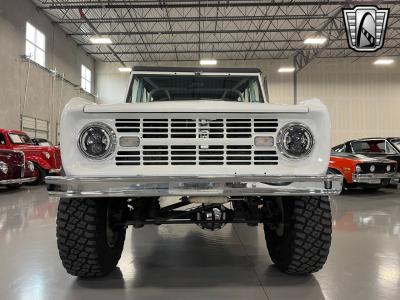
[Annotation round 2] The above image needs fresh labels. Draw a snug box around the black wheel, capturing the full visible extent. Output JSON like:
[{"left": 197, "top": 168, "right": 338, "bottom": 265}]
[
  {"left": 264, "top": 196, "right": 332, "bottom": 275},
  {"left": 6, "top": 183, "right": 22, "bottom": 189},
  {"left": 56, "top": 198, "right": 127, "bottom": 278},
  {"left": 29, "top": 164, "right": 46, "bottom": 185}
]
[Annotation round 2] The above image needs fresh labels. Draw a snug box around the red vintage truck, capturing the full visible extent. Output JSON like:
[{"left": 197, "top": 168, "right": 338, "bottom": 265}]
[{"left": 0, "top": 129, "right": 62, "bottom": 184}]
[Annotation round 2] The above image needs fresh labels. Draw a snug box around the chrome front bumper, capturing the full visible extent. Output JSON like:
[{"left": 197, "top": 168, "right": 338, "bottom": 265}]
[
  {"left": 352, "top": 173, "right": 396, "bottom": 184},
  {"left": 0, "top": 177, "right": 36, "bottom": 185},
  {"left": 46, "top": 174, "right": 343, "bottom": 198}
]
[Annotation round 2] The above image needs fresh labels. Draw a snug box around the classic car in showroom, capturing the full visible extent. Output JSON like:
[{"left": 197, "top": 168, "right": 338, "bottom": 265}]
[
  {"left": 332, "top": 138, "right": 400, "bottom": 185},
  {"left": 329, "top": 152, "right": 398, "bottom": 192},
  {"left": 0, "top": 129, "right": 62, "bottom": 184},
  {"left": 46, "top": 66, "right": 342, "bottom": 278},
  {"left": 0, "top": 149, "right": 36, "bottom": 188}
]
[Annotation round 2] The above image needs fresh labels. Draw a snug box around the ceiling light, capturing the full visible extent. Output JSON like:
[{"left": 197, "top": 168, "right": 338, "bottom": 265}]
[
  {"left": 374, "top": 58, "right": 394, "bottom": 65},
  {"left": 304, "top": 37, "right": 327, "bottom": 45},
  {"left": 278, "top": 67, "right": 295, "bottom": 73},
  {"left": 118, "top": 67, "right": 132, "bottom": 72},
  {"left": 200, "top": 59, "right": 217, "bottom": 66},
  {"left": 90, "top": 36, "right": 113, "bottom": 44}
]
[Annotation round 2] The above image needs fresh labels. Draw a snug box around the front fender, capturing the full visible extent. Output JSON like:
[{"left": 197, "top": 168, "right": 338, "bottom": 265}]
[{"left": 26, "top": 156, "right": 51, "bottom": 171}]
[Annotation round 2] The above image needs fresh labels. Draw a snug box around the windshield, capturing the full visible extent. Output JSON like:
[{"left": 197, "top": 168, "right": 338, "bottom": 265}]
[
  {"left": 127, "top": 74, "right": 264, "bottom": 103},
  {"left": 9, "top": 133, "right": 33, "bottom": 145},
  {"left": 351, "top": 140, "right": 397, "bottom": 154}
]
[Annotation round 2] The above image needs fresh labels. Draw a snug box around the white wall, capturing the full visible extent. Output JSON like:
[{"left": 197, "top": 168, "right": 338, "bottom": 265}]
[
  {"left": 0, "top": 0, "right": 95, "bottom": 143},
  {"left": 95, "top": 58, "right": 400, "bottom": 146},
  {"left": 298, "top": 58, "right": 400, "bottom": 145}
]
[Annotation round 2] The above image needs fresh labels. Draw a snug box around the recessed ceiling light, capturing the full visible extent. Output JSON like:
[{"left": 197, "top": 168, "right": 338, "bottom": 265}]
[
  {"left": 118, "top": 67, "right": 132, "bottom": 72},
  {"left": 374, "top": 58, "right": 394, "bottom": 65},
  {"left": 90, "top": 36, "right": 113, "bottom": 44},
  {"left": 200, "top": 59, "right": 217, "bottom": 65},
  {"left": 304, "top": 37, "right": 327, "bottom": 45},
  {"left": 278, "top": 67, "right": 295, "bottom": 73}
]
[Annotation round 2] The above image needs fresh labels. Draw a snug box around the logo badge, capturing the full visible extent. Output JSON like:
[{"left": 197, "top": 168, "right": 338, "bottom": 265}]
[{"left": 343, "top": 6, "right": 389, "bottom": 52}]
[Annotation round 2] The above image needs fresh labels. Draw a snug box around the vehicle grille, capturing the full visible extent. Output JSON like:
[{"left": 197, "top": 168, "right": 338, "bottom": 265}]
[
  {"left": 115, "top": 118, "right": 279, "bottom": 166},
  {"left": 115, "top": 118, "right": 278, "bottom": 138},
  {"left": 360, "top": 163, "right": 396, "bottom": 173}
]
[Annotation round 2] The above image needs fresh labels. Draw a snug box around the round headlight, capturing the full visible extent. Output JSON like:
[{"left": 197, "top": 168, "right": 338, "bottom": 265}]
[
  {"left": 276, "top": 123, "right": 314, "bottom": 159},
  {"left": 355, "top": 165, "right": 362, "bottom": 173},
  {"left": 27, "top": 161, "right": 35, "bottom": 172},
  {"left": 0, "top": 162, "right": 8, "bottom": 174},
  {"left": 370, "top": 165, "right": 375, "bottom": 173},
  {"left": 386, "top": 165, "right": 391, "bottom": 172},
  {"left": 43, "top": 152, "right": 50, "bottom": 159},
  {"left": 78, "top": 123, "right": 116, "bottom": 160}
]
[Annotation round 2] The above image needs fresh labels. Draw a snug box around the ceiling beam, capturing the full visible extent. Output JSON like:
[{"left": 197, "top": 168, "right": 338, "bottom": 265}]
[
  {"left": 86, "top": 46, "right": 400, "bottom": 55},
  {"left": 55, "top": 14, "right": 331, "bottom": 24},
  {"left": 69, "top": 27, "right": 398, "bottom": 36},
  {"left": 37, "top": 1, "right": 399, "bottom": 10}
]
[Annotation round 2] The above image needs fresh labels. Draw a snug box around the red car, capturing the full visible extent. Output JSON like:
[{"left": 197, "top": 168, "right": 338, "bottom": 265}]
[
  {"left": 0, "top": 149, "right": 36, "bottom": 189},
  {"left": 0, "top": 129, "right": 62, "bottom": 184},
  {"left": 329, "top": 152, "right": 398, "bottom": 192}
]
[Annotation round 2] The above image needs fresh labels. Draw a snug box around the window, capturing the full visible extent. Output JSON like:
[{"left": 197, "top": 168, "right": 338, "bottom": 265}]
[
  {"left": 26, "top": 22, "right": 45, "bottom": 66},
  {"left": 351, "top": 140, "right": 397, "bottom": 154},
  {"left": 390, "top": 139, "right": 400, "bottom": 152},
  {"left": 9, "top": 133, "right": 33, "bottom": 145},
  {"left": 81, "top": 65, "right": 92, "bottom": 93},
  {"left": 0, "top": 134, "right": 5, "bottom": 145},
  {"left": 127, "top": 74, "right": 264, "bottom": 103},
  {"left": 332, "top": 144, "right": 346, "bottom": 153}
]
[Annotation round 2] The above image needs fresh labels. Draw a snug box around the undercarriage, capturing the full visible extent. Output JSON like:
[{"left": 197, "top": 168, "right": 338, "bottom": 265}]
[{"left": 122, "top": 197, "right": 277, "bottom": 230}]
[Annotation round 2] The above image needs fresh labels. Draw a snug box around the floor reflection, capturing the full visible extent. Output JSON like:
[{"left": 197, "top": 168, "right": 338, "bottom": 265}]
[{"left": 0, "top": 186, "right": 399, "bottom": 300}]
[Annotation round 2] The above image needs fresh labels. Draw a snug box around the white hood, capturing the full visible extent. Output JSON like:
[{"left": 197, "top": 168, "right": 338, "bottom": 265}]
[{"left": 83, "top": 100, "right": 309, "bottom": 114}]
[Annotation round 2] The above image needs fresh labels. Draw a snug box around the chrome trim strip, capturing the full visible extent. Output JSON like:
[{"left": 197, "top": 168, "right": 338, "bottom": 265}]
[
  {"left": 46, "top": 174, "right": 343, "bottom": 198},
  {"left": 352, "top": 172, "right": 396, "bottom": 184},
  {"left": 0, "top": 177, "right": 36, "bottom": 185}
]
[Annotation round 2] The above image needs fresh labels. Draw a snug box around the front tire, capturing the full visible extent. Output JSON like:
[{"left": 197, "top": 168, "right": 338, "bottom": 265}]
[
  {"left": 30, "top": 164, "right": 46, "bottom": 185},
  {"left": 56, "top": 198, "right": 127, "bottom": 278},
  {"left": 264, "top": 196, "right": 332, "bottom": 275}
]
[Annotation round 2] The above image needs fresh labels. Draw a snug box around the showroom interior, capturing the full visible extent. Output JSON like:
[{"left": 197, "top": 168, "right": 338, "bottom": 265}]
[{"left": 0, "top": 0, "right": 399, "bottom": 299}]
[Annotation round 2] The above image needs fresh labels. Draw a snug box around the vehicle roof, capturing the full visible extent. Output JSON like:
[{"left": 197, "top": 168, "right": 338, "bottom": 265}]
[
  {"left": 132, "top": 66, "right": 262, "bottom": 74},
  {"left": 349, "top": 138, "right": 388, "bottom": 142},
  {"left": 1, "top": 129, "right": 27, "bottom": 135}
]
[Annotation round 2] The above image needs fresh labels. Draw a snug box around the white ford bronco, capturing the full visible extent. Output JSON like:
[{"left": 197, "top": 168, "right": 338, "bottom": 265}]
[{"left": 46, "top": 66, "right": 342, "bottom": 278}]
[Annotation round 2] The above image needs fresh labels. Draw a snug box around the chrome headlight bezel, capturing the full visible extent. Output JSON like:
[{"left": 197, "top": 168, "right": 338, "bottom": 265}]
[
  {"left": 276, "top": 122, "right": 314, "bottom": 159},
  {"left": 0, "top": 161, "right": 9, "bottom": 174},
  {"left": 78, "top": 122, "right": 117, "bottom": 160}
]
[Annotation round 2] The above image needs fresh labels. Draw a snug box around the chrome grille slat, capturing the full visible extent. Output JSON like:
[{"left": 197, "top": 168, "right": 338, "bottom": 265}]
[{"left": 115, "top": 118, "right": 278, "bottom": 166}]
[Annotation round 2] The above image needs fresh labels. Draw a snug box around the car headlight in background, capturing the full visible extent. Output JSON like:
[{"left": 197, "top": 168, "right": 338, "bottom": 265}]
[
  {"left": 386, "top": 165, "right": 392, "bottom": 172},
  {"left": 43, "top": 152, "right": 50, "bottom": 159},
  {"left": 276, "top": 123, "right": 314, "bottom": 159},
  {"left": 78, "top": 122, "right": 117, "bottom": 160},
  {"left": 369, "top": 165, "right": 375, "bottom": 173},
  {"left": 355, "top": 165, "right": 362, "bottom": 173},
  {"left": 0, "top": 162, "right": 8, "bottom": 174},
  {"left": 27, "top": 161, "right": 35, "bottom": 172}
]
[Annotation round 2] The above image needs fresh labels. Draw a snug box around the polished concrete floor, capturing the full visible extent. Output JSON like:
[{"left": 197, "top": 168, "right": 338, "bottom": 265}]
[{"left": 0, "top": 186, "right": 399, "bottom": 300}]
